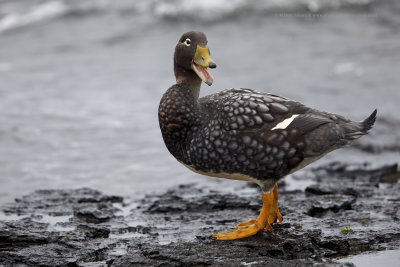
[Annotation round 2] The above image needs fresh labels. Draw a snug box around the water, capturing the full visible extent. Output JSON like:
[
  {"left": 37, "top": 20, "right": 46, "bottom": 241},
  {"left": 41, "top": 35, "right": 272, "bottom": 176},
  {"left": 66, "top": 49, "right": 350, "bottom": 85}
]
[
  {"left": 338, "top": 250, "right": 400, "bottom": 267},
  {"left": 0, "top": 0, "right": 399, "bottom": 205}
]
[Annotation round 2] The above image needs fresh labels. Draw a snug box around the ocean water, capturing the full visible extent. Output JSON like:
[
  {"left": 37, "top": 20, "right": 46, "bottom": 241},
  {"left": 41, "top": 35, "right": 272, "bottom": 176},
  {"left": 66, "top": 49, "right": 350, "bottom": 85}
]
[
  {"left": 0, "top": 0, "right": 399, "bottom": 204},
  {"left": 338, "top": 250, "right": 400, "bottom": 267}
]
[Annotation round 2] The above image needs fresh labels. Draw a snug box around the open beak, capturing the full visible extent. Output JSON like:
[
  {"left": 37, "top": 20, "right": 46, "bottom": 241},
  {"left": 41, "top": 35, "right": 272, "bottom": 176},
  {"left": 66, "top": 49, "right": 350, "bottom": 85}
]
[{"left": 191, "top": 45, "right": 217, "bottom": 86}]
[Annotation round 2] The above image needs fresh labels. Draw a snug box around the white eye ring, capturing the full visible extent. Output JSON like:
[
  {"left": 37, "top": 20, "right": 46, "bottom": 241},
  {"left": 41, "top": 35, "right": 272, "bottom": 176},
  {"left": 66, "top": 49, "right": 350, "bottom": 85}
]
[{"left": 184, "top": 38, "right": 191, "bottom": 46}]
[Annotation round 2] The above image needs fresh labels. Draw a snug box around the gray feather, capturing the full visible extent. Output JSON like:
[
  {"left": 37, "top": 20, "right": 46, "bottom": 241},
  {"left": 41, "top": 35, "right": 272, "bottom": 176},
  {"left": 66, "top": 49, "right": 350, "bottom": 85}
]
[
  {"left": 288, "top": 114, "right": 333, "bottom": 135},
  {"left": 343, "top": 109, "right": 377, "bottom": 140}
]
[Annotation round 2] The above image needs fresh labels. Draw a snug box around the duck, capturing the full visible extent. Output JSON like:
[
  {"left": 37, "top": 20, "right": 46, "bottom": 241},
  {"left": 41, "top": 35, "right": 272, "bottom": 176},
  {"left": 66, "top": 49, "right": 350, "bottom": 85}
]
[{"left": 158, "top": 31, "right": 377, "bottom": 240}]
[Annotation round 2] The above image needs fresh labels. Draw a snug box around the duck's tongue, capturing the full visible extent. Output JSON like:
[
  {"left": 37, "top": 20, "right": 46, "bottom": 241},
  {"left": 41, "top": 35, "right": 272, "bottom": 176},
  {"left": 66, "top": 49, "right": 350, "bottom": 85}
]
[{"left": 192, "top": 63, "right": 214, "bottom": 86}]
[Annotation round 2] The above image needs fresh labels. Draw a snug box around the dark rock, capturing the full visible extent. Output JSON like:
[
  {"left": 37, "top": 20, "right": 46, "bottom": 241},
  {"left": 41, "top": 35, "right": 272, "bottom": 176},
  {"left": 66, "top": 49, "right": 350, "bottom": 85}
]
[
  {"left": 74, "top": 206, "right": 114, "bottom": 224},
  {"left": 379, "top": 164, "right": 400, "bottom": 183},
  {"left": 145, "top": 192, "right": 259, "bottom": 214},
  {"left": 306, "top": 195, "right": 355, "bottom": 218},
  {"left": 0, "top": 218, "right": 52, "bottom": 248},
  {"left": 305, "top": 185, "right": 334, "bottom": 195},
  {"left": 77, "top": 224, "right": 110, "bottom": 238},
  {"left": 0, "top": 162, "right": 399, "bottom": 266},
  {"left": 315, "top": 162, "right": 399, "bottom": 184}
]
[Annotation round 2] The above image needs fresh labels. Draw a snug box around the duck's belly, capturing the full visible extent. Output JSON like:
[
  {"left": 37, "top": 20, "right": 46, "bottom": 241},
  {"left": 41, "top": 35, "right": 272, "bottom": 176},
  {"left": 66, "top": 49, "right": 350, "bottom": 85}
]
[{"left": 179, "top": 161, "right": 264, "bottom": 187}]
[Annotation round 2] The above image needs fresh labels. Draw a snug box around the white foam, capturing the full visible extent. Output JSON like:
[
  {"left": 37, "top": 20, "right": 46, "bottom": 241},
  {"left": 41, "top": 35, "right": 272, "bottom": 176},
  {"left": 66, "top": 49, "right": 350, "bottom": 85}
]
[
  {"left": 0, "top": 1, "right": 68, "bottom": 32},
  {"left": 154, "top": 0, "right": 246, "bottom": 19},
  {"left": 0, "top": 0, "right": 377, "bottom": 30},
  {"left": 152, "top": 0, "right": 375, "bottom": 20},
  {"left": 334, "top": 62, "right": 364, "bottom": 76}
]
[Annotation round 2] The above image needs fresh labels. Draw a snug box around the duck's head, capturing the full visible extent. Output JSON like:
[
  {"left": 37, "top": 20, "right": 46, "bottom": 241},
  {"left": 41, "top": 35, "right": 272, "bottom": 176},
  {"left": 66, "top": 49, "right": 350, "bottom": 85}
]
[{"left": 174, "top": 31, "right": 217, "bottom": 86}]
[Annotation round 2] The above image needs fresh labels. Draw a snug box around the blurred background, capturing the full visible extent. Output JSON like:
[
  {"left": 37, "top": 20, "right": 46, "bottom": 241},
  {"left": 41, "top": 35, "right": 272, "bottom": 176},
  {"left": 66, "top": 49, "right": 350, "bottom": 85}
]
[{"left": 0, "top": 0, "right": 399, "bottom": 204}]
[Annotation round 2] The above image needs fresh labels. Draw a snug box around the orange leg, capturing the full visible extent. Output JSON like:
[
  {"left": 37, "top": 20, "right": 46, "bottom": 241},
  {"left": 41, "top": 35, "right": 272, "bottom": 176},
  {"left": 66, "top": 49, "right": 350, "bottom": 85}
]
[
  {"left": 266, "top": 184, "right": 283, "bottom": 230},
  {"left": 211, "top": 184, "right": 283, "bottom": 240}
]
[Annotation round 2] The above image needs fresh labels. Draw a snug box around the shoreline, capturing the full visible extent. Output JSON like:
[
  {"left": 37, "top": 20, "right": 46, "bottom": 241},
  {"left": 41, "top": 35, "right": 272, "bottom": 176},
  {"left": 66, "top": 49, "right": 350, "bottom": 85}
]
[{"left": 1, "top": 161, "right": 399, "bottom": 266}]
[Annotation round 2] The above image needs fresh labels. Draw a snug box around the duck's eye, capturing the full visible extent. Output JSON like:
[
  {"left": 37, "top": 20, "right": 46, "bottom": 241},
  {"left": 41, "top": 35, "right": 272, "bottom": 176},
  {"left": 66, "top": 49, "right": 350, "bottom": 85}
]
[{"left": 184, "top": 38, "right": 191, "bottom": 46}]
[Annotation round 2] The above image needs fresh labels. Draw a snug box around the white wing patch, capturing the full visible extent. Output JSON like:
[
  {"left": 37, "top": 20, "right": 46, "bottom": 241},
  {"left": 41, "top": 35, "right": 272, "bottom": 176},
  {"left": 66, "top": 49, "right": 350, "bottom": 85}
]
[{"left": 272, "top": 114, "right": 299, "bottom": 130}]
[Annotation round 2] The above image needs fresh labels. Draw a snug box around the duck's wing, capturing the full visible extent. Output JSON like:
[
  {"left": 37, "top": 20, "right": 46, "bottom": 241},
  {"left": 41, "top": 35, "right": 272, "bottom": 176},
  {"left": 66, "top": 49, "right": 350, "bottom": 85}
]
[
  {"left": 196, "top": 88, "right": 375, "bottom": 181},
  {"left": 199, "top": 88, "right": 310, "bottom": 132},
  {"left": 194, "top": 88, "right": 317, "bottom": 178}
]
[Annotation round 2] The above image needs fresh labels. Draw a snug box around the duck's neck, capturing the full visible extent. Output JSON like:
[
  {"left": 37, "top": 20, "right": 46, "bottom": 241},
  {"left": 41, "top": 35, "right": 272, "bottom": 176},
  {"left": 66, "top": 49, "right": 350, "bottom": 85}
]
[
  {"left": 158, "top": 65, "right": 203, "bottom": 162},
  {"left": 174, "top": 64, "right": 202, "bottom": 100}
]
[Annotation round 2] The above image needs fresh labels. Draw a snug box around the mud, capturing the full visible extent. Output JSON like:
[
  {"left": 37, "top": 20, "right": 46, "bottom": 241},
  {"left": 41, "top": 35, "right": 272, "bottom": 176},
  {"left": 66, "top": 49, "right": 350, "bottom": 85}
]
[{"left": 0, "top": 162, "right": 399, "bottom": 266}]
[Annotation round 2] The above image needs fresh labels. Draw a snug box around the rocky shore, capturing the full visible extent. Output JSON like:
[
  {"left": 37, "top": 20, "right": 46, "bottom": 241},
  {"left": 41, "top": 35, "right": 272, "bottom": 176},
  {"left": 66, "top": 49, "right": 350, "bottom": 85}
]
[{"left": 0, "top": 162, "right": 399, "bottom": 266}]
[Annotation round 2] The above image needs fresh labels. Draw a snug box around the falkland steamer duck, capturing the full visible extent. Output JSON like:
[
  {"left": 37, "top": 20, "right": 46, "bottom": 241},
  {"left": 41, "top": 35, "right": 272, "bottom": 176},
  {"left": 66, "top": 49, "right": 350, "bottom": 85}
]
[{"left": 158, "top": 31, "right": 376, "bottom": 240}]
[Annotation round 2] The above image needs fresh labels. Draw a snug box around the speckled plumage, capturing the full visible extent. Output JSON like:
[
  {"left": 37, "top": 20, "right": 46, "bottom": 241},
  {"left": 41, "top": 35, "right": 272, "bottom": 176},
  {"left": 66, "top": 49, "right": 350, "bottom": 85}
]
[{"left": 159, "top": 31, "right": 377, "bottom": 193}]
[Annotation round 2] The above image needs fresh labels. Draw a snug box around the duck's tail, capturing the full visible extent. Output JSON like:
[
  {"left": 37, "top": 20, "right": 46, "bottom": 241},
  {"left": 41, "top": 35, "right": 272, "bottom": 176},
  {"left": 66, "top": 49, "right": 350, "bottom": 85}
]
[{"left": 344, "top": 109, "right": 377, "bottom": 141}]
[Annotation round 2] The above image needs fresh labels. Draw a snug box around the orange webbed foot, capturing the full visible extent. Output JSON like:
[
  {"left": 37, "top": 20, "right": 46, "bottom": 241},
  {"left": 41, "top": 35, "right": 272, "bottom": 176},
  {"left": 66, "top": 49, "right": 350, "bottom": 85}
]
[
  {"left": 211, "top": 184, "right": 283, "bottom": 240},
  {"left": 235, "top": 219, "right": 256, "bottom": 229},
  {"left": 211, "top": 221, "right": 264, "bottom": 240}
]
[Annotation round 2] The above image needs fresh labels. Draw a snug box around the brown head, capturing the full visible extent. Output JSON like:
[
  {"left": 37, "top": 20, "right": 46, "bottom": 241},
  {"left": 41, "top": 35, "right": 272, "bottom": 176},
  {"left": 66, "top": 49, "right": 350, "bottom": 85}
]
[{"left": 174, "top": 31, "right": 217, "bottom": 87}]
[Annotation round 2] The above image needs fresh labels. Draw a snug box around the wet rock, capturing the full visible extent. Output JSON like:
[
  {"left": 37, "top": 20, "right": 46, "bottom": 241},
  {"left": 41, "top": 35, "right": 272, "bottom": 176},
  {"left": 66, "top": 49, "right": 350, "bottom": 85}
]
[
  {"left": 77, "top": 224, "right": 110, "bottom": 238},
  {"left": 74, "top": 206, "right": 115, "bottom": 224},
  {"left": 305, "top": 185, "right": 334, "bottom": 195},
  {"left": 305, "top": 185, "right": 359, "bottom": 197},
  {"left": 316, "top": 162, "right": 399, "bottom": 184},
  {"left": 146, "top": 191, "right": 259, "bottom": 214},
  {"left": 352, "top": 142, "right": 400, "bottom": 154},
  {"left": 0, "top": 218, "right": 54, "bottom": 248},
  {"left": 0, "top": 163, "right": 399, "bottom": 266},
  {"left": 306, "top": 195, "right": 355, "bottom": 218},
  {"left": 379, "top": 164, "right": 400, "bottom": 183}
]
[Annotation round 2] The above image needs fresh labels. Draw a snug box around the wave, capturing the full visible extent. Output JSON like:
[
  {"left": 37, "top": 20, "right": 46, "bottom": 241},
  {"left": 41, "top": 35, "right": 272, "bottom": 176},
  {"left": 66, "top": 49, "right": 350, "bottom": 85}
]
[
  {"left": 0, "top": 0, "right": 385, "bottom": 32},
  {"left": 152, "top": 0, "right": 375, "bottom": 20},
  {"left": 0, "top": 1, "right": 68, "bottom": 32},
  {"left": 0, "top": 0, "right": 112, "bottom": 32}
]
